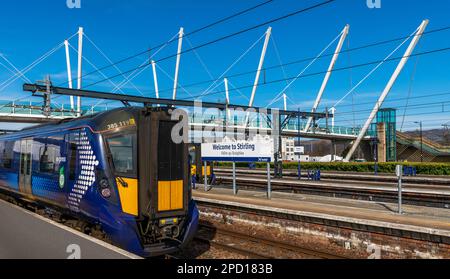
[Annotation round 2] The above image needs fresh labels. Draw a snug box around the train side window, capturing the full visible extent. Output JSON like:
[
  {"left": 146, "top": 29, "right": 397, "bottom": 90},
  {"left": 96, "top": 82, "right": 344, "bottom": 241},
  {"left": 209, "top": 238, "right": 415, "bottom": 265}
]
[
  {"left": 68, "top": 131, "right": 80, "bottom": 180},
  {"left": 2, "top": 141, "right": 14, "bottom": 169},
  {"left": 26, "top": 154, "right": 31, "bottom": 175},
  {"left": 39, "top": 145, "right": 57, "bottom": 174},
  {"left": 69, "top": 143, "right": 77, "bottom": 180}
]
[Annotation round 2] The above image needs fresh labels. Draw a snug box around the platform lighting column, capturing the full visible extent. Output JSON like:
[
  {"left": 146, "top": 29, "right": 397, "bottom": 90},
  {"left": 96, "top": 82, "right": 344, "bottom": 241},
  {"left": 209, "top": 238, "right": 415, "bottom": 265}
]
[
  {"left": 396, "top": 165, "right": 403, "bottom": 215},
  {"left": 297, "top": 109, "right": 302, "bottom": 180},
  {"left": 373, "top": 137, "right": 379, "bottom": 175},
  {"left": 172, "top": 27, "right": 184, "bottom": 100},
  {"left": 232, "top": 161, "right": 237, "bottom": 195},
  {"left": 64, "top": 40, "right": 75, "bottom": 111},
  {"left": 267, "top": 161, "right": 271, "bottom": 200},
  {"left": 76, "top": 27, "right": 84, "bottom": 117},
  {"left": 345, "top": 20, "right": 429, "bottom": 162},
  {"left": 415, "top": 121, "right": 424, "bottom": 163}
]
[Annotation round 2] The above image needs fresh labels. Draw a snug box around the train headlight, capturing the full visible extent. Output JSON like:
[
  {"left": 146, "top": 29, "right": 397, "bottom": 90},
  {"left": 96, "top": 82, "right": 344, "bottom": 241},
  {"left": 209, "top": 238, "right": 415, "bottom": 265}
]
[
  {"left": 101, "top": 188, "right": 112, "bottom": 199},
  {"left": 100, "top": 178, "right": 110, "bottom": 189}
]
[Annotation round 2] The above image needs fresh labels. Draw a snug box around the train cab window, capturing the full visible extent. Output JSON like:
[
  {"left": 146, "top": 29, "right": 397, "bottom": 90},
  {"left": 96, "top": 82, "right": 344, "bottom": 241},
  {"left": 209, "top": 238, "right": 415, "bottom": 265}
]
[{"left": 106, "top": 133, "right": 136, "bottom": 176}]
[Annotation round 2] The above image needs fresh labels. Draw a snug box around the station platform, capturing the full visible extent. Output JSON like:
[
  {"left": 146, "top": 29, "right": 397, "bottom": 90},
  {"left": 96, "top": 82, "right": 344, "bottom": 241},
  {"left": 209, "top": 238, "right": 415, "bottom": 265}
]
[
  {"left": 0, "top": 199, "right": 141, "bottom": 259},
  {"left": 193, "top": 187, "right": 450, "bottom": 238}
]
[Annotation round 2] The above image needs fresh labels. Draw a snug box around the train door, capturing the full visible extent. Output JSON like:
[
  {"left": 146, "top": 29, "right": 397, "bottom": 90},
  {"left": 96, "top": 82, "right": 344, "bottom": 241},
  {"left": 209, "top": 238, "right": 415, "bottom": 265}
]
[
  {"left": 19, "top": 139, "right": 33, "bottom": 195},
  {"left": 157, "top": 120, "right": 185, "bottom": 212}
]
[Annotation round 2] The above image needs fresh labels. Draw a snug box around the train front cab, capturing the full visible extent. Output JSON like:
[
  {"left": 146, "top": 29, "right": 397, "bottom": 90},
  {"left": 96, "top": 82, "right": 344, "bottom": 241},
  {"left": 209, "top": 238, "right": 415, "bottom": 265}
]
[{"left": 103, "top": 108, "right": 198, "bottom": 257}]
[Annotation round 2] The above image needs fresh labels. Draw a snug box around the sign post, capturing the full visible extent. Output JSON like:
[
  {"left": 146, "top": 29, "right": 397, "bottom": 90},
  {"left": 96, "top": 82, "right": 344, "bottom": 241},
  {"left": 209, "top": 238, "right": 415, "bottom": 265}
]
[
  {"left": 395, "top": 165, "right": 403, "bottom": 214},
  {"left": 294, "top": 146, "right": 305, "bottom": 180},
  {"left": 204, "top": 161, "right": 208, "bottom": 192},
  {"left": 201, "top": 140, "right": 273, "bottom": 199}
]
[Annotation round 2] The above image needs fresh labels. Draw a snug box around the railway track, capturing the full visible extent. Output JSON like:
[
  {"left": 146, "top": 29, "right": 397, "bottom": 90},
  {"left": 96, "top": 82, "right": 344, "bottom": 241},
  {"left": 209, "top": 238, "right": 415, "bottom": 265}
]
[
  {"left": 195, "top": 223, "right": 345, "bottom": 259},
  {"left": 213, "top": 171, "right": 450, "bottom": 208},
  {"left": 215, "top": 168, "right": 450, "bottom": 186}
]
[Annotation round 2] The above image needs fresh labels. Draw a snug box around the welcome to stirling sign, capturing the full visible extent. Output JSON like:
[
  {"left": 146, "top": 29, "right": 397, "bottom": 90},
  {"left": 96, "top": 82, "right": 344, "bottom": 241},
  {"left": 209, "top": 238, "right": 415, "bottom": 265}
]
[{"left": 201, "top": 141, "right": 274, "bottom": 163}]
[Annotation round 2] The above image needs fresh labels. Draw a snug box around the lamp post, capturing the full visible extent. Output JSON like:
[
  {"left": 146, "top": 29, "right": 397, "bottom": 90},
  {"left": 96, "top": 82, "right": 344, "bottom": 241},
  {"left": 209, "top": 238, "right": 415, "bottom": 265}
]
[
  {"left": 415, "top": 121, "right": 423, "bottom": 163},
  {"left": 443, "top": 124, "right": 449, "bottom": 145},
  {"left": 297, "top": 109, "right": 301, "bottom": 180}
]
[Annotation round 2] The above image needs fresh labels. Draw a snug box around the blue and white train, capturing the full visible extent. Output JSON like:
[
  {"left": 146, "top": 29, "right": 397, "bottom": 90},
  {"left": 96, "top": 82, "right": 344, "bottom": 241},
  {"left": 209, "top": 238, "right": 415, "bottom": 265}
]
[{"left": 0, "top": 107, "right": 198, "bottom": 257}]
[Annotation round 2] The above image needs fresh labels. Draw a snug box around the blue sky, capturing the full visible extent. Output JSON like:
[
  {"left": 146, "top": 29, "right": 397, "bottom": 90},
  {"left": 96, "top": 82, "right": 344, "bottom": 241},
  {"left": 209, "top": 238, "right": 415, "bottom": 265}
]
[{"left": 0, "top": 0, "right": 449, "bottom": 130}]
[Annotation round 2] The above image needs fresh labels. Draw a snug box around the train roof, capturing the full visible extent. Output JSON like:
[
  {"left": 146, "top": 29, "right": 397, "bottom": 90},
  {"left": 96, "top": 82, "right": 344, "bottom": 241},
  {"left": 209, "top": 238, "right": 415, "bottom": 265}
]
[{"left": 0, "top": 107, "right": 146, "bottom": 140}]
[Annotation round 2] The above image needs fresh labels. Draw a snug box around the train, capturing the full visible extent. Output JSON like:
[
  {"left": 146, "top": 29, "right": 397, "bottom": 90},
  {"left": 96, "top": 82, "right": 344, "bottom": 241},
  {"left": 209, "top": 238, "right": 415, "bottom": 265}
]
[{"left": 0, "top": 106, "right": 198, "bottom": 257}]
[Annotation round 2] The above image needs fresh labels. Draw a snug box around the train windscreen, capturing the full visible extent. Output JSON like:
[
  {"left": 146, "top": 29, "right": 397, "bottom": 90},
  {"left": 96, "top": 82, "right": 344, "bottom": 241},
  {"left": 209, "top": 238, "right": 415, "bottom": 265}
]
[{"left": 106, "top": 133, "right": 137, "bottom": 176}]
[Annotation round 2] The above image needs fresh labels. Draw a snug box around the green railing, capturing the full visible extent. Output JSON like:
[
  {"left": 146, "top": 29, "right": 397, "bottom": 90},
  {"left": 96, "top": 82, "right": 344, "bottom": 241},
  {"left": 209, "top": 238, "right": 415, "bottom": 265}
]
[{"left": 1, "top": 103, "right": 374, "bottom": 138}]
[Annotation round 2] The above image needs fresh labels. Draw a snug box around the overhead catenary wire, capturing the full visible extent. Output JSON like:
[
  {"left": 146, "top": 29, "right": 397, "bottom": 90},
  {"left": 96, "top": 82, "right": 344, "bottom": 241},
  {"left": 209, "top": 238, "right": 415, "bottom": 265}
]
[
  {"left": 333, "top": 99, "right": 450, "bottom": 117},
  {"left": 400, "top": 55, "right": 420, "bottom": 131},
  {"left": 227, "top": 79, "right": 250, "bottom": 101},
  {"left": 0, "top": 61, "right": 31, "bottom": 84},
  {"left": 0, "top": 55, "right": 32, "bottom": 84},
  {"left": 76, "top": 0, "right": 337, "bottom": 89},
  {"left": 67, "top": 43, "right": 128, "bottom": 95},
  {"left": 146, "top": 23, "right": 450, "bottom": 98},
  {"left": 176, "top": 46, "right": 450, "bottom": 101},
  {"left": 331, "top": 26, "right": 418, "bottom": 109},
  {"left": 55, "top": 0, "right": 279, "bottom": 88},
  {"left": 155, "top": 63, "right": 194, "bottom": 98},
  {"left": 271, "top": 34, "right": 294, "bottom": 109},
  {"left": 0, "top": 42, "right": 65, "bottom": 91},
  {"left": 185, "top": 37, "right": 215, "bottom": 80},
  {"left": 83, "top": 33, "right": 144, "bottom": 95},
  {"left": 334, "top": 111, "right": 450, "bottom": 129},
  {"left": 110, "top": 31, "right": 180, "bottom": 93},
  {"left": 199, "top": 32, "right": 267, "bottom": 98},
  {"left": 0, "top": 30, "right": 78, "bottom": 91},
  {"left": 266, "top": 28, "right": 344, "bottom": 108},
  {"left": 329, "top": 90, "right": 450, "bottom": 109}
]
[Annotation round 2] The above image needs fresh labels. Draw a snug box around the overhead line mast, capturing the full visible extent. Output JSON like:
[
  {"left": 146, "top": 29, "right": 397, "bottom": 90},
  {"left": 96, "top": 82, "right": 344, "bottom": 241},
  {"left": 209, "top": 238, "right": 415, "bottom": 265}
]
[
  {"left": 345, "top": 20, "right": 429, "bottom": 162},
  {"left": 64, "top": 40, "right": 75, "bottom": 111},
  {"left": 76, "top": 27, "right": 84, "bottom": 117},
  {"left": 173, "top": 28, "right": 184, "bottom": 100},
  {"left": 304, "top": 24, "right": 350, "bottom": 133}
]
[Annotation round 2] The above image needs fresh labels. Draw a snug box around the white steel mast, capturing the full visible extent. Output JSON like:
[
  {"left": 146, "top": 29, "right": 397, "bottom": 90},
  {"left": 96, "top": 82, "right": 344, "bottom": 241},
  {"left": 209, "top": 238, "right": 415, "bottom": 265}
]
[
  {"left": 64, "top": 40, "right": 74, "bottom": 111},
  {"left": 172, "top": 27, "right": 184, "bottom": 100},
  {"left": 244, "top": 27, "right": 272, "bottom": 126},
  {"left": 345, "top": 20, "right": 429, "bottom": 162},
  {"left": 76, "top": 27, "right": 84, "bottom": 117},
  {"left": 304, "top": 24, "right": 350, "bottom": 132}
]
